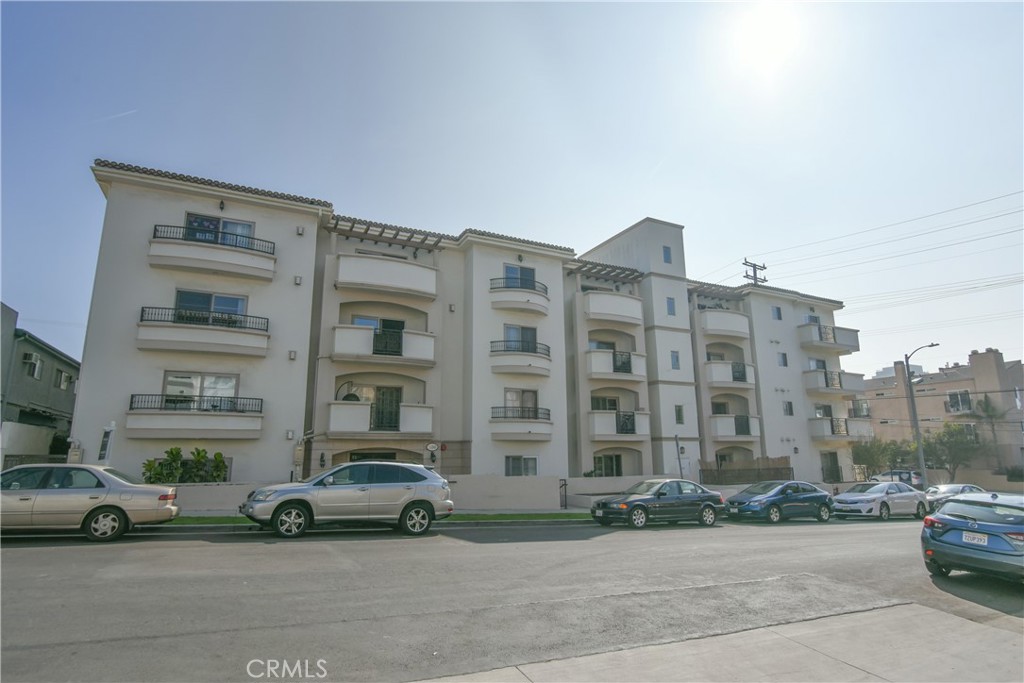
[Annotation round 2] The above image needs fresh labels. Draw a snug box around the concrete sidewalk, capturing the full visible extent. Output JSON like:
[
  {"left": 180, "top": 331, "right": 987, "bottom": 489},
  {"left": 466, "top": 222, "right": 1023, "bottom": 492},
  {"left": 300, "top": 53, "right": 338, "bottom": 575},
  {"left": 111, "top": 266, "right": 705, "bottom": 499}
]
[{"left": 415, "top": 604, "right": 1023, "bottom": 683}]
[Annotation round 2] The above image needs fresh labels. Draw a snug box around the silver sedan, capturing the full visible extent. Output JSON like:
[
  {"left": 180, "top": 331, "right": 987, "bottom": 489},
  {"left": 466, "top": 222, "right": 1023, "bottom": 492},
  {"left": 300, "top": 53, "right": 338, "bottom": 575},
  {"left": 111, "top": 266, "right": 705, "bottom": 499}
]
[
  {"left": 833, "top": 481, "right": 928, "bottom": 521},
  {"left": 1, "top": 463, "right": 179, "bottom": 541}
]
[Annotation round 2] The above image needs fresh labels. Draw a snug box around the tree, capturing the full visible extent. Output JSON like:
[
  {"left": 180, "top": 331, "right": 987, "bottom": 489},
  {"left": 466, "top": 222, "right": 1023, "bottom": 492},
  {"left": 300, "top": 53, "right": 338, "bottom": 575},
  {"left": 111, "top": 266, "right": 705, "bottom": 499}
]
[
  {"left": 970, "top": 394, "right": 1007, "bottom": 469},
  {"left": 923, "top": 424, "right": 991, "bottom": 483},
  {"left": 852, "top": 439, "right": 914, "bottom": 475}
]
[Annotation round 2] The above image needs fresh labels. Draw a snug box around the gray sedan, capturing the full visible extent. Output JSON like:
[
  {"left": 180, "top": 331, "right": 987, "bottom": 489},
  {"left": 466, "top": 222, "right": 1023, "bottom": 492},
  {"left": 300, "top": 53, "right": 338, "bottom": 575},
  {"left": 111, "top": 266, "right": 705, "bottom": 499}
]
[{"left": 1, "top": 463, "right": 179, "bottom": 541}]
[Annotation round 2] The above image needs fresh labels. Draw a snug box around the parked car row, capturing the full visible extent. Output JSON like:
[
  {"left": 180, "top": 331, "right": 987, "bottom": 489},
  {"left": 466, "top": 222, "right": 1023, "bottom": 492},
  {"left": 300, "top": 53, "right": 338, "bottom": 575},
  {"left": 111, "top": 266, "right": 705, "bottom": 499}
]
[
  {"left": 589, "top": 478, "right": 943, "bottom": 529},
  {"left": 1, "top": 460, "right": 454, "bottom": 541}
]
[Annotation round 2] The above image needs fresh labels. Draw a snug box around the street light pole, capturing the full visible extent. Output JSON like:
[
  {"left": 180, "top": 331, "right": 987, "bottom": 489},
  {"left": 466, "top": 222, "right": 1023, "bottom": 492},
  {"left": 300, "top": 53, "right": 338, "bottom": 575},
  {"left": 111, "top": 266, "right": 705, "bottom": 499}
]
[{"left": 904, "top": 342, "right": 939, "bottom": 490}]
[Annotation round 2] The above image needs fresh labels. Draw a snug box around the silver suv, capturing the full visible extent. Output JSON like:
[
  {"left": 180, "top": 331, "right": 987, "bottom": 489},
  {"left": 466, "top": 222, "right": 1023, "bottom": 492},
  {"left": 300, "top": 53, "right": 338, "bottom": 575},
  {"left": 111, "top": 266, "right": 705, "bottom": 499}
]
[{"left": 239, "top": 461, "right": 454, "bottom": 538}]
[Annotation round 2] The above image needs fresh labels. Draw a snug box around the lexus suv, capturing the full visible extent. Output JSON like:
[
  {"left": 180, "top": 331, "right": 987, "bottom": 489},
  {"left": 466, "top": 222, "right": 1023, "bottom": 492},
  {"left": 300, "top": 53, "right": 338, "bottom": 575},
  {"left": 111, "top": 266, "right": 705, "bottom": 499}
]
[{"left": 240, "top": 461, "right": 454, "bottom": 538}]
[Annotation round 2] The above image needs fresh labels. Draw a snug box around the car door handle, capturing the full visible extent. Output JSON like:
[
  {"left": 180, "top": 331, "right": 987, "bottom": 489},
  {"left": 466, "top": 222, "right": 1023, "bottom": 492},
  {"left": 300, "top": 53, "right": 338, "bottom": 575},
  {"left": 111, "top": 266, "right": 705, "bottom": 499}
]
[
  {"left": 89, "top": 495, "right": 101, "bottom": 499},
  {"left": 404, "top": 486, "right": 414, "bottom": 490},
  {"left": 358, "top": 487, "right": 370, "bottom": 491},
  {"left": 19, "top": 497, "right": 32, "bottom": 501}
]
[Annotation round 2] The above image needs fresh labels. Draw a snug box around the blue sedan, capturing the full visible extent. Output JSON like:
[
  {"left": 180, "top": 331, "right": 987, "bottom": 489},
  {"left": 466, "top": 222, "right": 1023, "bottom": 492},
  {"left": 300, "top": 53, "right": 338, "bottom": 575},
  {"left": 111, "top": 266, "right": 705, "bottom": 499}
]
[
  {"left": 727, "top": 480, "right": 834, "bottom": 523},
  {"left": 921, "top": 492, "right": 1024, "bottom": 582}
]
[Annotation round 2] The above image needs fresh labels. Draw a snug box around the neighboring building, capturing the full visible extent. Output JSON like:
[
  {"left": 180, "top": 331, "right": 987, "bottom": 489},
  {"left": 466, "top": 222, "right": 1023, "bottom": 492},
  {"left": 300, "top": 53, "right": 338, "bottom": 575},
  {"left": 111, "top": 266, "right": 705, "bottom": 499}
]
[
  {"left": 71, "top": 161, "right": 867, "bottom": 489},
  {"left": 1, "top": 303, "right": 80, "bottom": 466},
  {"left": 864, "top": 348, "right": 1024, "bottom": 471}
]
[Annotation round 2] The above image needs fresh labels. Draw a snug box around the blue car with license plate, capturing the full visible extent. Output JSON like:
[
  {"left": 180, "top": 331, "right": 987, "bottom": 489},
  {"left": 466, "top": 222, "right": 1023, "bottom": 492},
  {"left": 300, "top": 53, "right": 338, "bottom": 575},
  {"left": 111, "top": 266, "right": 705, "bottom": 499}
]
[
  {"left": 726, "top": 480, "right": 834, "bottom": 523},
  {"left": 921, "top": 492, "right": 1024, "bottom": 582}
]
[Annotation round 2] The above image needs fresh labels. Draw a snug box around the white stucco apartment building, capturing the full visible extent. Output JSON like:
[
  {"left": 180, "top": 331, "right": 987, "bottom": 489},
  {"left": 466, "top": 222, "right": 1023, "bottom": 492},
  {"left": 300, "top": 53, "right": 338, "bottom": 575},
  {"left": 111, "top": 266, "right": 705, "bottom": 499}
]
[{"left": 69, "top": 161, "right": 866, "bottom": 492}]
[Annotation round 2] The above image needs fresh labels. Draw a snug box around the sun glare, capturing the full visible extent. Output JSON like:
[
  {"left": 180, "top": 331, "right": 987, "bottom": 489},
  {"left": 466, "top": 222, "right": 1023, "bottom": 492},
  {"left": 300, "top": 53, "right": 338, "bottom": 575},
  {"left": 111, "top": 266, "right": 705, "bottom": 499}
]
[{"left": 730, "top": 3, "right": 804, "bottom": 89}]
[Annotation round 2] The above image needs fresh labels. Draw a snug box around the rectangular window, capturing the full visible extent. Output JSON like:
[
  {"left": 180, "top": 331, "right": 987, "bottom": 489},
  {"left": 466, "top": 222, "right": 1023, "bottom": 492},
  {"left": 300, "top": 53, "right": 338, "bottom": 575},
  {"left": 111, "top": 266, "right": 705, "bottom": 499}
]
[
  {"left": 778, "top": 352, "right": 788, "bottom": 367},
  {"left": 662, "top": 246, "right": 672, "bottom": 264},
  {"left": 706, "top": 351, "right": 725, "bottom": 362},
  {"left": 186, "top": 212, "right": 255, "bottom": 249},
  {"left": 591, "top": 396, "right": 619, "bottom": 411},
  {"left": 162, "top": 372, "right": 239, "bottom": 411},
  {"left": 711, "top": 402, "right": 730, "bottom": 415},
  {"left": 176, "top": 290, "right": 247, "bottom": 325},
  {"left": 594, "top": 453, "right": 623, "bottom": 477},
  {"left": 55, "top": 370, "right": 73, "bottom": 391},
  {"left": 675, "top": 405, "right": 684, "bottom": 424},
  {"left": 670, "top": 351, "right": 680, "bottom": 370},
  {"left": 783, "top": 401, "right": 794, "bottom": 416},
  {"left": 505, "top": 455, "right": 537, "bottom": 477},
  {"left": 809, "top": 358, "right": 827, "bottom": 370},
  {"left": 589, "top": 340, "right": 615, "bottom": 351},
  {"left": 946, "top": 390, "right": 972, "bottom": 413},
  {"left": 504, "top": 324, "right": 538, "bottom": 353},
  {"left": 815, "top": 404, "right": 834, "bottom": 418},
  {"left": 503, "top": 264, "right": 535, "bottom": 289},
  {"left": 806, "top": 314, "right": 821, "bottom": 324},
  {"left": 963, "top": 424, "right": 979, "bottom": 442},
  {"left": 771, "top": 306, "right": 782, "bottom": 320},
  {"left": 667, "top": 297, "right": 676, "bottom": 316},
  {"left": 24, "top": 355, "right": 43, "bottom": 380}
]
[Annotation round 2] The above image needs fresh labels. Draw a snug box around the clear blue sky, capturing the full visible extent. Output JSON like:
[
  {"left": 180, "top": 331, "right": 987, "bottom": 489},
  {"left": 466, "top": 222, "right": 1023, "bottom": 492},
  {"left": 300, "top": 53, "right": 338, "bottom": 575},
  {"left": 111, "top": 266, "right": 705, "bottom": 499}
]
[{"left": 2, "top": 1, "right": 1021, "bottom": 378}]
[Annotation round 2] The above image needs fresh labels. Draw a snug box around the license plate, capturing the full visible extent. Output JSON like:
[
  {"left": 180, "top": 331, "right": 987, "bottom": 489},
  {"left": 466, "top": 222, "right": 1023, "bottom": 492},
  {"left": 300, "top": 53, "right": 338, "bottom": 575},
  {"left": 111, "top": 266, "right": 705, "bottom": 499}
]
[
  {"left": 595, "top": 510, "right": 603, "bottom": 517},
  {"left": 730, "top": 507, "right": 738, "bottom": 513},
  {"left": 963, "top": 531, "right": 988, "bottom": 546}
]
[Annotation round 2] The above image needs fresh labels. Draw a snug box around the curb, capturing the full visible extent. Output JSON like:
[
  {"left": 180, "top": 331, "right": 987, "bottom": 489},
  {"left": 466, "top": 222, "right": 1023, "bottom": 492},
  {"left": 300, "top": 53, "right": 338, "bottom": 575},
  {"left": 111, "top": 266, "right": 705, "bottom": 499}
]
[{"left": 140, "top": 518, "right": 594, "bottom": 534}]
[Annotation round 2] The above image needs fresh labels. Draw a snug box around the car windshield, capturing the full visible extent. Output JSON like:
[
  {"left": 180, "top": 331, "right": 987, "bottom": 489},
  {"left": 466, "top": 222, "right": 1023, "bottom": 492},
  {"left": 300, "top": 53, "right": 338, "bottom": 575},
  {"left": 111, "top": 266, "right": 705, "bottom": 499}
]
[
  {"left": 927, "top": 485, "right": 959, "bottom": 494},
  {"left": 623, "top": 480, "right": 663, "bottom": 495},
  {"left": 939, "top": 500, "right": 1024, "bottom": 525},
  {"left": 741, "top": 481, "right": 783, "bottom": 495},
  {"left": 846, "top": 483, "right": 887, "bottom": 494},
  {"left": 101, "top": 468, "right": 144, "bottom": 485}
]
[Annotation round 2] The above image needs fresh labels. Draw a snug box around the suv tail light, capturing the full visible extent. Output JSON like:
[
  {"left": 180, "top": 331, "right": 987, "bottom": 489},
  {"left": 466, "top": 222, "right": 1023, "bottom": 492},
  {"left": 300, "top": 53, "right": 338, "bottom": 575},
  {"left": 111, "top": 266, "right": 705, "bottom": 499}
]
[{"left": 1006, "top": 532, "right": 1024, "bottom": 549}]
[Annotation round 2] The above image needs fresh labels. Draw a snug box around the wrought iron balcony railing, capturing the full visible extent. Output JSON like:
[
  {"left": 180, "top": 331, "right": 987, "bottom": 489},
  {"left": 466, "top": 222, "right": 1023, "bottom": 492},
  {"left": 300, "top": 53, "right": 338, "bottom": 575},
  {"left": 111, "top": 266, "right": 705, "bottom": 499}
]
[
  {"left": 491, "top": 406, "right": 551, "bottom": 420},
  {"left": 616, "top": 411, "right": 636, "bottom": 434},
  {"left": 489, "top": 340, "right": 551, "bottom": 357},
  {"left": 734, "top": 415, "right": 752, "bottom": 436},
  {"left": 129, "top": 394, "right": 263, "bottom": 413},
  {"left": 731, "top": 362, "right": 748, "bottom": 382},
  {"left": 153, "top": 225, "right": 276, "bottom": 255},
  {"left": 372, "top": 330, "right": 404, "bottom": 356},
  {"left": 369, "top": 403, "right": 401, "bottom": 431},
  {"left": 140, "top": 307, "right": 270, "bottom": 332},
  {"left": 613, "top": 351, "right": 633, "bottom": 374},
  {"left": 489, "top": 277, "right": 548, "bottom": 296}
]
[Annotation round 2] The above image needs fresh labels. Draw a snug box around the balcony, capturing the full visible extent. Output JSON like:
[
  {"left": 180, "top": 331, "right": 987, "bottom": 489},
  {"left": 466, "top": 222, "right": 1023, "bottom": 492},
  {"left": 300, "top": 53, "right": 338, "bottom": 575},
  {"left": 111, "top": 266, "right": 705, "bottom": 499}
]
[
  {"left": 335, "top": 254, "right": 437, "bottom": 300},
  {"left": 331, "top": 325, "right": 436, "bottom": 367},
  {"left": 490, "top": 277, "right": 550, "bottom": 315},
  {"left": 803, "top": 370, "right": 865, "bottom": 396},
  {"left": 125, "top": 394, "right": 263, "bottom": 439},
  {"left": 798, "top": 324, "right": 860, "bottom": 355},
  {"left": 589, "top": 410, "right": 651, "bottom": 441},
  {"left": 709, "top": 414, "right": 761, "bottom": 442},
  {"left": 489, "top": 340, "right": 552, "bottom": 376},
  {"left": 586, "top": 350, "right": 647, "bottom": 382},
  {"left": 583, "top": 290, "right": 643, "bottom": 326},
  {"left": 809, "top": 417, "right": 873, "bottom": 442},
  {"left": 705, "top": 361, "right": 756, "bottom": 389},
  {"left": 699, "top": 309, "right": 750, "bottom": 338},
  {"left": 327, "top": 401, "right": 433, "bottom": 439},
  {"left": 137, "top": 307, "right": 270, "bottom": 356},
  {"left": 149, "top": 225, "right": 276, "bottom": 280},
  {"left": 489, "top": 406, "right": 553, "bottom": 441}
]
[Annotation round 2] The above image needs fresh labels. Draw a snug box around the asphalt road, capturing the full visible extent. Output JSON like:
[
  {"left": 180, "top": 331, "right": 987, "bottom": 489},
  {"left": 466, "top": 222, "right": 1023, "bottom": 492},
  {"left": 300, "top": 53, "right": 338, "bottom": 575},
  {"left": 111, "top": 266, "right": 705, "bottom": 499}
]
[{"left": 2, "top": 518, "right": 1022, "bottom": 683}]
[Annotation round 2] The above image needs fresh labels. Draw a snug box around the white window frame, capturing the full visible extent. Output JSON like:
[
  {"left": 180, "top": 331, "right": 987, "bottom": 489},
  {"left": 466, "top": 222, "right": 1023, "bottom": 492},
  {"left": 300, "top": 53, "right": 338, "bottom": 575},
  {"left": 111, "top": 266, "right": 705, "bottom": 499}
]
[
  {"left": 674, "top": 405, "right": 685, "bottom": 424},
  {"left": 670, "top": 351, "right": 680, "bottom": 370},
  {"left": 947, "top": 390, "right": 972, "bottom": 413},
  {"left": 771, "top": 306, "right": 782, "bottom": 321},
  {"left": 667, "top": 297, "right": 676, "bottom": 316},
  {"left": 505, "top": 455, "right": 537, "bottom": 477},
  {"left": 594, "top": 453, "right": 623, "bottom": 477}
]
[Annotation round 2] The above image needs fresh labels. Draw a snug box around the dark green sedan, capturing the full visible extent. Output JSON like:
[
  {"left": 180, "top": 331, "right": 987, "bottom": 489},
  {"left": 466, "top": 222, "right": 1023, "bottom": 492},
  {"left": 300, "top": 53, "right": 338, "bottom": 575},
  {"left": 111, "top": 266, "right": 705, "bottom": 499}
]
[{"left": 591, "top": 478, "right": 726, "bottom": 529}]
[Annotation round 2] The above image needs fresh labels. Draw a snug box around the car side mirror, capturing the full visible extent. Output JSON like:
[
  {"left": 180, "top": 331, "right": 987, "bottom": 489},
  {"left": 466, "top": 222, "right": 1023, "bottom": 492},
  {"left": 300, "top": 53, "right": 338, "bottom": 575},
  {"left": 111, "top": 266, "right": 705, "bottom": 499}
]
[
  {"left": 322, "top": 476, "right": 334, "bottom": 486},
  {"left": 656, "top": 490, "right": 667, "bottom": 498}
]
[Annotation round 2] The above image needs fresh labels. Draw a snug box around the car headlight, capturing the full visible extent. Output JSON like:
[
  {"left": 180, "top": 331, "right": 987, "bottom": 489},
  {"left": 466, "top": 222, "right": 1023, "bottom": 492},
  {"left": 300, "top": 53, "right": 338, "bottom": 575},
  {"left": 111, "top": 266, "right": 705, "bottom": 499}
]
[
  {"left": 747, "top": 501, "right": 763, "bottom": 508},
  {"left": 250, "top": 489, "right": 277, "bottom": 502}
]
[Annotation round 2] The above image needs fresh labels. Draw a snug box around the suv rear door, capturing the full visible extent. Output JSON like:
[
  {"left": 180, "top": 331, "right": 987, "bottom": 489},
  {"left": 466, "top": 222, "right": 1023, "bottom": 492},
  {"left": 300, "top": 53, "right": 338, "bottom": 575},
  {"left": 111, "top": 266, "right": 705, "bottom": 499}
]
[{"left": 368, "top": 464, "right": 423, "bottom": 520}]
